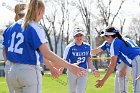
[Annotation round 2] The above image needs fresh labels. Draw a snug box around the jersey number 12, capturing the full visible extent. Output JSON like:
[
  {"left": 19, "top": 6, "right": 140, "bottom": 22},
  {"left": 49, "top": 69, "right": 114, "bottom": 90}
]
[{"left": 8, "top": 32, "right": 24, "bottom": 54}]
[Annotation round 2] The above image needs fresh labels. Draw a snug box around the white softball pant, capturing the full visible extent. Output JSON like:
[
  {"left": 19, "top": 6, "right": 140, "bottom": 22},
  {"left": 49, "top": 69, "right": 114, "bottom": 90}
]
[
  {"left": 67, "top": 70, "right": 88, "bottom": 93},
  {"left": 114, "top": 62, "right": 131, "bottom": 93},
  {"left": 4, "top": 60, "right": 15, "bottom": 93},
  {"left": 132, "top": 55, "right": 140, "bottom": 93},
  {"left": 9, "top": 63, "right": 42, "bottom": 93}
]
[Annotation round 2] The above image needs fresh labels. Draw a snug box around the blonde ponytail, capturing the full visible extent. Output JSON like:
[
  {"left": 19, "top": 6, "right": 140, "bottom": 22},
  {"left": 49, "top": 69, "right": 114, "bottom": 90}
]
[
  {"left": 22, "top": 0, "right": 37, "bottom": 28},
  {"left": 22, "top": 0, "right": 45, "bottom": 29}
]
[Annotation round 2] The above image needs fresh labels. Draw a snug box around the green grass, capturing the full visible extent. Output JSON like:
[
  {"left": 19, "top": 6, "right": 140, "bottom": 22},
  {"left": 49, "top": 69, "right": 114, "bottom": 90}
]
[{"left": 0, "top": 71, "right": 132, "bottom": 93}]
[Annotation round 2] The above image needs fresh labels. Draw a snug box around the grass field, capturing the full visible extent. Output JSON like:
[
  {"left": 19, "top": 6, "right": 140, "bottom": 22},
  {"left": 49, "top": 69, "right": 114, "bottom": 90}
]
[{"left": 0, "top": 71, "right": 133, "bottom": 93}]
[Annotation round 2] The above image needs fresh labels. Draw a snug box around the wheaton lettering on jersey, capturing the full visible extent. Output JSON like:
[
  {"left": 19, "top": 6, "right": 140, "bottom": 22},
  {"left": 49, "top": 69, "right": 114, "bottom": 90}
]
[{"left": 72, "top": 51, "right": 89, "bottom": 56}]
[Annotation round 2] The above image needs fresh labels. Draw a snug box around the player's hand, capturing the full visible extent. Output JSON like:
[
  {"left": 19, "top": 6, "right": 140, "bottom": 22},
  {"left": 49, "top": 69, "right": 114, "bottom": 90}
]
[
  {"left": 58, "top": 67, "right": 64, "bottom": 75},
  {"left": 68, "top": 64, "right": 86, "bottom": 77},
  {"left": 136, "top": 75, "right": 140, "bottom": 80},
  {"left": 93, "top": 70, "right": 100, "bottom": 78},
  {"left": 120, "top": 68, "right": 126, "bottom": 77},
  {"left": 95, "top": 79, "right": 104, "bottom": 88},
  {"left": 50, "top": 67, "right": 61, "bottom": 79},
  {"left": 51, "top": 63, "right": 64, "bottom": 75},
  {"left": 73, "top": 62, "right": 81, "bottom": 66}
]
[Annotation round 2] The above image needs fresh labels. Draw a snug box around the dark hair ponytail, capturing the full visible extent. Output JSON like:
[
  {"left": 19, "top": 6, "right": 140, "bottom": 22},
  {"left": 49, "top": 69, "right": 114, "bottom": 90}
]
[
  {"left": 105, "top": 27, "right": 129, "bottom": 47},
  {"left": 115, "top": 32, "right": 129, "bottom": 47}
]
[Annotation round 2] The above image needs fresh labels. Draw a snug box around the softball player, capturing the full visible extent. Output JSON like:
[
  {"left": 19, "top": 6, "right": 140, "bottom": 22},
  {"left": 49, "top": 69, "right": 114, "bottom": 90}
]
[
  {"left": 3, "top": 3, "right": 26, "bottom": 93},
  {"left": 3, "top": 0, "right": 86, "bottom": 93},
  {"left": 95, "top": 27, "right": 140, "bottom": 93},
  {"left": 115, "top": 38, "right": 138, "bottom": 93},
  {"left": 63, "top": 28, "right": 100, "bottom": 93},
  {"left": 91, "top": 37, "right": 138, "bottom": 93}
]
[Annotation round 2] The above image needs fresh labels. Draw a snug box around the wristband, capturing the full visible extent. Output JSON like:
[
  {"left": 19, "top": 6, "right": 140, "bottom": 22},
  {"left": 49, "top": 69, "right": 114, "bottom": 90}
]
[{"left": 92, "top": 68, "right": 96, "bottom": 72}]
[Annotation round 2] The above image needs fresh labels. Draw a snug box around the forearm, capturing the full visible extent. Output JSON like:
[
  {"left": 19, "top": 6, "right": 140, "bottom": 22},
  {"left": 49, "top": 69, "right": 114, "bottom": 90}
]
[
  {"left": 91, "top": 48, "right": 103, "bottom": 55},
  {"left": 47, "top": 51, "right": 70, "bottom": 67},
  {"left": 44, "top": 58, "right": 63, "bottom": 69},
  {"left": 43, "top": 58, "right": 54, "bottom": 70},
  {"left": 39, "top": 43, "right": 71, "bottom": 69},
  {"left": 88, "top": 58, "right": 96, "bottom": 71},
  {"left": 2, "top": 48, "right": 7, "bottom": 63},
  {"left": 102, "top": 56, "right": 117, "bottom": 82},
  {"left": 102, "top": 65, "right": 114, "bottom": 82}
]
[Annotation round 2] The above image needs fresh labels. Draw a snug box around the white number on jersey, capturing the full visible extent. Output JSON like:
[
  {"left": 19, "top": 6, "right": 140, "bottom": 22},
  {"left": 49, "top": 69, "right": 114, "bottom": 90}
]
[
  {"left": 77, "top": 57, "right": 85, "bottom": 63},
  {"left": 8, "top": 32, "right": 24, "bottom": 54}
]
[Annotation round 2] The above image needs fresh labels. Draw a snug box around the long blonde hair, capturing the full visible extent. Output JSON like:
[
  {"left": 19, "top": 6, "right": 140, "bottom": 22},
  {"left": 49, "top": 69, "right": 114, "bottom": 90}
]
[
  {"left": 22, "top": 0, "right": 45, "bottom": 29},
  {"left": 14, "top": 4, "right": 26, "bottom": 21}
]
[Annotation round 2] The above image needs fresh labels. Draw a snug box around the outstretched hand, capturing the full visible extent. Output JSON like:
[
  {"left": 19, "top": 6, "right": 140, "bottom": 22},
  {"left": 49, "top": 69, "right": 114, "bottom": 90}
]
[
  {"left": 68, "top": 64, "right": 86, "bottom": 77},
  {"left": 120, "top": 67, "right": 126, "bottom": 77},
  {"left": 58, "top": 67, "right": 64, "bottom": 75},
  {"left": 136, "top": 75, "right": 140, "bottom": 80},
  {"left": 50, "top": 67, "right": 61, "bottom": 79},
  {"left": 93, "top": 70, "right": 100, "bottom": 78},
  {"left": 73, "top": 61, "right": 81, "bottom": 66},
  {"left": 95, "top": 79, "right": 104, "bottom": 88}
]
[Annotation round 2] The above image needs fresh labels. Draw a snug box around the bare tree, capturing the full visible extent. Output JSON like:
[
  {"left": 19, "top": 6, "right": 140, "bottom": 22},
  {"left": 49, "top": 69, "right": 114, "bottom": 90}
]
[
  {"left": 46, "top": 9, "right": 62, "bottom": 54},
  {"left": 92, "top": 0, "right": 126, "bottom": 69},
  {"left": 74, "top": 0, "right": 93, "bottom": 43},
  {"left": 95, "top": 0, "right": 126, "bottom": 35},
  {"left": 53, "top": 0, "right": 69, "bottom": 56},
  {"left": 42, "top": 0, "right": 71, "bottom": 57},
  {"left": 41, "top": 18, "right": 54, "bottom": 51},
  {"left": 129, "top": 17, "right": 140, "bottom": 46},
  {"left": 92, "top": 0, "right": 126, "bottom": 51},
  {"left": 57, "top": 0, "right": 66, "bottom": 57}
]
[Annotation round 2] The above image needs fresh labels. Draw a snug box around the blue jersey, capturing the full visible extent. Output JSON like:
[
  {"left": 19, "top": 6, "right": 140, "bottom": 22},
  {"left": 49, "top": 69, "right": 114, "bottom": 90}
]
[
  {"left": 118, "top": 52, "right": 132, "bottom": 67},
  {"left": 99, "top": 38, "right": 138, "bottom": 67},
  {"left": 110, "top": 38, "right": 140, "bottom": 66},
  {"left": 3, "top": 20, "right": 48, "bottom": 65},
  {"left": 99, "top": 41, "right": 110, "bottom": 53},
  {"left": 63, "top": 42, "right": 91, "bottom": 69},
  {"left": 99, "top": 41, "right": 121, "bottom": 64},
  {"left": 110, "top": 38, "right": 140, "bottom": 60}
]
